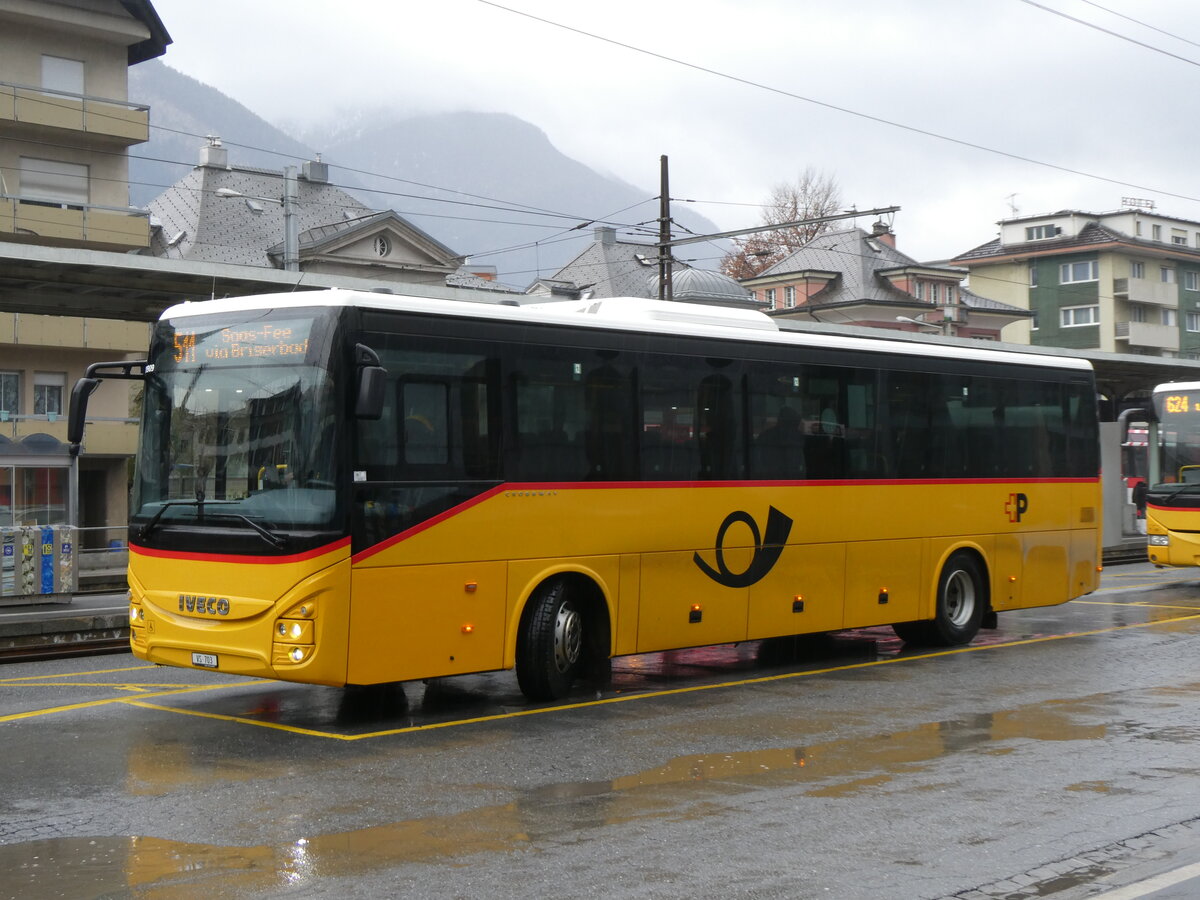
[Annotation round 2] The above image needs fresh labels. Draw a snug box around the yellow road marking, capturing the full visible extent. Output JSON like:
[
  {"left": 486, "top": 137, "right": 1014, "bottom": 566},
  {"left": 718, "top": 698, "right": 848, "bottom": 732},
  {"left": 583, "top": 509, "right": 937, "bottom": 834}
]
[
  {"left": 1075, "top": 600, "right": 1200, "bottom": 611},
  {"left": 0, "top": 664, "right": 157, "bottom": 684},
  {"left": 7, "top": 611, "right": 1200, "bottom": 738},
  {"left": 0, "top": 680, "right": 267, "bottom": 724}
]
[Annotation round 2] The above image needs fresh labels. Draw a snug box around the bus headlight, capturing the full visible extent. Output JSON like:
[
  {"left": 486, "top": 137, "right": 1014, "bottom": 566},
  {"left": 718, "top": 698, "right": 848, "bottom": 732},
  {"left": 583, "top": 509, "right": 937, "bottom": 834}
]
[{"left": 1149, "top": 534, "right": 1170, "bottom": 546}]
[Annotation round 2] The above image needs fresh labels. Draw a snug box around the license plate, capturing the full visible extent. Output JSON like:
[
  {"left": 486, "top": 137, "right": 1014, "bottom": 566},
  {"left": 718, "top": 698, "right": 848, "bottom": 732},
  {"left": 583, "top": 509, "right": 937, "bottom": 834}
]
[{"left": 192, "top": 652, "right": 218, "bottom": 669}]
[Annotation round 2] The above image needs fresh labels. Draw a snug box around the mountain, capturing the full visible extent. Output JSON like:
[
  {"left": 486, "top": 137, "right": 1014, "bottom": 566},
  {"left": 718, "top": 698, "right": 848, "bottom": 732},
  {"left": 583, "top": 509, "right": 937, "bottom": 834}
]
[{"left": 127, "top": 61, "right": 723, "bottom": 286}]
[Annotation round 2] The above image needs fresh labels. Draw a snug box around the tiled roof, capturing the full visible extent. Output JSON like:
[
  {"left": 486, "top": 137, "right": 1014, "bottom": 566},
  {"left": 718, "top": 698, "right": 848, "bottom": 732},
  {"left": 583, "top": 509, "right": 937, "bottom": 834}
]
[
  {"left": 149, "top": 165, "right": 374, "bottom": 267},
  {"left": 542, "top": 234, "right": 662, "bottom": 298},
  {"left": 951, "top": 221, "right": 1192, "bottom": 264},
  {"left": 148, "top": 165, "right": 460, "bottom": 272}
]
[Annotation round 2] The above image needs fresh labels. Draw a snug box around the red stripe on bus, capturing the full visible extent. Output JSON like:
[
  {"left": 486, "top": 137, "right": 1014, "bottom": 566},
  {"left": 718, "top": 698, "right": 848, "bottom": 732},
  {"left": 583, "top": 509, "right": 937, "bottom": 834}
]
[
  {"left": 350, "top": 476, "right": 1098, "bottom": 563},
  {"left": 351, "top": 485, "right": 509, "bottom": 563},
  {"left": 130, "top": 536, "right": 351, "bottom": 565},
  {"left": 1147, "top": 502, "right": 1200, "bottom": 513}
]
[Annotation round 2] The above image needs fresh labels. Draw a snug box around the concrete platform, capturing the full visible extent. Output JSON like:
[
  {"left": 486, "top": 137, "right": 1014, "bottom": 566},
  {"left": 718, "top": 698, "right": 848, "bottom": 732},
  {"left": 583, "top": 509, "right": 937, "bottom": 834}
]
[{"left": 0, "top": 591, "right": 130, "bottom": 655}]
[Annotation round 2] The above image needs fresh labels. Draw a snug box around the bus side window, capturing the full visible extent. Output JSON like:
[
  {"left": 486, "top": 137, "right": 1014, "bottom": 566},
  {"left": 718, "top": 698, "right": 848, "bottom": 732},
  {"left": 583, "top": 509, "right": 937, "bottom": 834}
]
[
  {"left": 747, "top": 362, "right": 805, "bottom": 479},
  {"left": 401, "top": 380, "right": 449, "bottom": 465},
  {"left": 640, "top": 355, "right": 740, "bottom": 480}
]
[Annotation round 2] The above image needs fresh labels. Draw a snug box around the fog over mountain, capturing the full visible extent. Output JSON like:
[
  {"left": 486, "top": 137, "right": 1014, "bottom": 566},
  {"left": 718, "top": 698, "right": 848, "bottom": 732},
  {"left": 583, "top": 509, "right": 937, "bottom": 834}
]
[{"left": 128, "top": 60, "right": 723, "bottom": 287}]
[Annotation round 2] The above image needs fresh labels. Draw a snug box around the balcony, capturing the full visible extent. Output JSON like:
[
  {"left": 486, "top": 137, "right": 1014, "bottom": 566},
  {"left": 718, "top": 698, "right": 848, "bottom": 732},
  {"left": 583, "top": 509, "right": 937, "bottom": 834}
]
[
  {"left": 1112, "top": 277, "right": 1178, "bottom": 307},
  {"left": 1114, "top": 320, "right": 1180, "bottom": 351},
  {"left": 0, "top": 196, "right": 149, "bottom": 250},
  {"left": 0, "top": 415, "right": 138, "bottom": 456},
  {"left": 0, "top": 81, "right": 149, "bottom": 144}
]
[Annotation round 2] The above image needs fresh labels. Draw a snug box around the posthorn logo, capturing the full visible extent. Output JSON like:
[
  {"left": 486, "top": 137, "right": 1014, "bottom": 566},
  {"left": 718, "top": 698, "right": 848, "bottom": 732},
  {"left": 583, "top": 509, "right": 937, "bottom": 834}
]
[{"left": 693, "top": 506, "right": 794, "bottom": 588}]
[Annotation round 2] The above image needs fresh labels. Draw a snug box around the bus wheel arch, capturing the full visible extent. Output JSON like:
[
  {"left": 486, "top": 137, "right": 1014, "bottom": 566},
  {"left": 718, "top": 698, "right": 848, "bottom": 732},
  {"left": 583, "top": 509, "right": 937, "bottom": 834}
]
[
  {"left": 515, "top": 572, "right": 612, "bottom": 701},
  {"left": 893, "top": 548, "right": 989, "bottom": 646}
]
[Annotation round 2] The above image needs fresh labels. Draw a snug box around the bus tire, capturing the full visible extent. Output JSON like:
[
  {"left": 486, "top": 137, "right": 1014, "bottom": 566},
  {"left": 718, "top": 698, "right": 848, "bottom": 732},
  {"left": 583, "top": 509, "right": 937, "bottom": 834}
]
[
  {"left": 893, "top": 552, "right": 985, "bottom": 646},
  {"left": 516, "top": 578, "right": 584, "bottom": 701}
]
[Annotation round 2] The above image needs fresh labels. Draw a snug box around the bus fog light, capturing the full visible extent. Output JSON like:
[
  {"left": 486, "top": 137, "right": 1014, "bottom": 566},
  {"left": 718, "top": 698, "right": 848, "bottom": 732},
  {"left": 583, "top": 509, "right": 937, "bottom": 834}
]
[
  {"left": 1149, "top": 535, "right": 1170, "bottom": 546},
  {"left": 290, "top": 647, "right": 305, "bottom": 662}
]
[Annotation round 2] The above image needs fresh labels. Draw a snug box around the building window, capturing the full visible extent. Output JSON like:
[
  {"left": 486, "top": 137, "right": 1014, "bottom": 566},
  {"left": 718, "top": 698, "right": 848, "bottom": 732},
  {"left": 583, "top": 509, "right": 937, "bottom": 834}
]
[
  {"left": 1026, "top": 224, "right": 1057, "bottom": 240},
  {"left": 1163, "top": 308, "right": 1178, "bottom": 328},
  {"left": 913, "top": 282, "right": 924, "bottom": 300},
  {"left": 1131, "top": 261, "right": 1145, "bottom": 279},
  {"left": 1061, "top": 305, "right": 1099, "bottom": 327},
  {"left": 1161, "top": 266, "right": 1177, "bottom": 284},
  {"left": 33, "top": 373, "right": 65, "bottom": 417},
  {"left": 40, "top": 55, "right": 83, "bottom": 95},
  {"left": 1186, "top": 271, "right": 1200, "bottom": 291},
  {"left": 1130, "top": 304, "right": 1147, "bottom": 323},
  {"left": 1059, "top": 260, "right": 1098, "bottom": 284},
  {"left": 1031, "top": 310, "right": 1039, "bottom": 330},
  {"left": 784, "top": 285, "right": 795, "bottom": 307},
  {"left": 1173, "top": 229, "right": 1189, "bottom": 246},
  {"left": 764, "top": 288, "right": 776, "bottom": 308},
  {"left": 1153, "top": 224, "right": 1163, "bottom": 241},
  {"left": 1029, "top": 264, "right": 1038, "bottom": 287},
  {"left": 0, "top": 372, "right": 18, "bottom": 417},
  {"left": 18, "top": 157, "right": 88, "bottom": 207},
  {"left": 1187, "top": 313, "right": 1200, "bottom": 333}
]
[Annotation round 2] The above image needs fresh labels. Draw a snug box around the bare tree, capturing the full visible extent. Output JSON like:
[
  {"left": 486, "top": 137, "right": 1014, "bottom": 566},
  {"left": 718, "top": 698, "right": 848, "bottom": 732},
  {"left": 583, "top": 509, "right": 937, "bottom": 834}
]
[{"left": 720, "top": 168, "right": 842, "bottom": 279}]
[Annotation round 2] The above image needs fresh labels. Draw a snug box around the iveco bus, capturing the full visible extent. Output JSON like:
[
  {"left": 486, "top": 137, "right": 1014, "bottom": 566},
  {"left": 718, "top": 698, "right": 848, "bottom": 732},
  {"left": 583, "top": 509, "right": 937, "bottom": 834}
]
[{"left": 70, "top": 290, "right": 1101, "bottom": 699}]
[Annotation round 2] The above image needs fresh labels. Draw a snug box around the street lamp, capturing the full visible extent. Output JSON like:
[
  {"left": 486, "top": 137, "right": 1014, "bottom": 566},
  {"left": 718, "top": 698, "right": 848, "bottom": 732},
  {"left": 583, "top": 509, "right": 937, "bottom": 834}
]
[
  {"left": 896, "top": 315, "right": 953, "bottom": 336},
  {"left": 215, "top": 165, "right": 299, "bottom": 271}
]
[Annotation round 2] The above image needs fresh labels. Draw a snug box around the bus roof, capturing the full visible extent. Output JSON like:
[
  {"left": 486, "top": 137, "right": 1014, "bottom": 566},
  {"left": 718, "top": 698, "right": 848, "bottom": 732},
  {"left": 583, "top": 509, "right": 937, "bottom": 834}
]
[
  {"left": 1155, "top": 382, "right": 1200, "bottom": 394},
  {"left": 160, "top": 289, "right": 1094, "bottom": 374}
]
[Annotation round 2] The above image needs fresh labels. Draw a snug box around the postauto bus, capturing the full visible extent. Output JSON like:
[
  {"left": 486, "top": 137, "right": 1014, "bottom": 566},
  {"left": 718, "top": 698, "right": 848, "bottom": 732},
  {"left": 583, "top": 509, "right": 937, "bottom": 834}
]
[
  {"left": 70, "top": 290, "right": 1101, "bottom": 699},
  {"left": 1146, "top": 382, "right": 1200, "bottom": 566}
]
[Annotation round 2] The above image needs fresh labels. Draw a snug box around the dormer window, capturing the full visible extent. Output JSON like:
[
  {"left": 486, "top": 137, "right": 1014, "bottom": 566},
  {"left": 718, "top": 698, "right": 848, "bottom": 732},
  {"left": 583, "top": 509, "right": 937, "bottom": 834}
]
[{"left": 1026, "top": 224, "right": 1058, "bottom": 241}]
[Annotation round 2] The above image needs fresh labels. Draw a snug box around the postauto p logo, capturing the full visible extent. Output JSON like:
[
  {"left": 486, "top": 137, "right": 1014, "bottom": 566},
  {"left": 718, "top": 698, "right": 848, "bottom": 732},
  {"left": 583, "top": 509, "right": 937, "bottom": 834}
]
[
  {"left": 1005, "top": 492, "right": 1029, "bottom": 524},
  {"left": 693, "top": 506, "right": 794, "bottom": 588}
]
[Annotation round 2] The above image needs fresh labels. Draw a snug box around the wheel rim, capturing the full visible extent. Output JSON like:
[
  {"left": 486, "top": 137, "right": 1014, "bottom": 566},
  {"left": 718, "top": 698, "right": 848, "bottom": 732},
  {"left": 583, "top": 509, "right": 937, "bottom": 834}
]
[
  {"left": 553, "top": 602, "right": 583, "bottom": 673},
  {"left": 944, "top": 569, "right": 976, "bottom": 627}
]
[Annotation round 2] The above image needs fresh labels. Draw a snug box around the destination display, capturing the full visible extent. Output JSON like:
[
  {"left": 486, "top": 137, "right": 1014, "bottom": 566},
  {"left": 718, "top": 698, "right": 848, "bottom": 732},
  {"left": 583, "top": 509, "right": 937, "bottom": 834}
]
[
  {"left": 1162, "top": 393, "right": 1200, "bottom": 416},
  {"left": 165, "top": 318, "right": 315, "bottom": 367}
]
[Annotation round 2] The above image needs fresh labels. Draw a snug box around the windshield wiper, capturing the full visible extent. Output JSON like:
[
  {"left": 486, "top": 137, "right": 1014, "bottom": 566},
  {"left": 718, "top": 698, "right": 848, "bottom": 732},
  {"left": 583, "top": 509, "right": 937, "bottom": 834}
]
[
  {"left": 138, "top": 499, "right": 286, "bottom": 549},
  {"left": 139, "top": 499, "right": 206, "bottom": 540},
  {"left": 203, "top": 512, "right": 289, "bottom": 549}
]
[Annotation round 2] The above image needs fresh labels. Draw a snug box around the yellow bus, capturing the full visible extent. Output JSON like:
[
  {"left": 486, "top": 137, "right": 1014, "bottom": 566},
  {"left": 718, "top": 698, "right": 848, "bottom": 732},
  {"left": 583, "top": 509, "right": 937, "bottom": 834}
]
[
  {"left": 1146, "top": 381, "right": 1200, "bottom": 566},
  {"left": 70, "top": 290, "right": 1101, "bottom": 700}
]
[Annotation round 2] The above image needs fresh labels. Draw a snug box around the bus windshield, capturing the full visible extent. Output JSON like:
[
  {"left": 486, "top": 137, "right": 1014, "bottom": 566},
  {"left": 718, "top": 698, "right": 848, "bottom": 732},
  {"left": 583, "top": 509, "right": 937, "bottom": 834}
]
[
  {"left": 1153, "top": 388, "right": 1200, "bottom": 485},
  {"left": 132, "top": 310, "right": 341, "bottom": 548}
]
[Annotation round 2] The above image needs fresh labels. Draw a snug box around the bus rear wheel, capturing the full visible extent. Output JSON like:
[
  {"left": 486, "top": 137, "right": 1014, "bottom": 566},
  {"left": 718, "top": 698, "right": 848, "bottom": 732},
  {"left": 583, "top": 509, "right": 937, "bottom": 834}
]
[
  {"left": 516, "top": 578, "right": 584, "bottom": 701},
  {"left": 893, "top": 552, "right": 985, "bottom": 646}
]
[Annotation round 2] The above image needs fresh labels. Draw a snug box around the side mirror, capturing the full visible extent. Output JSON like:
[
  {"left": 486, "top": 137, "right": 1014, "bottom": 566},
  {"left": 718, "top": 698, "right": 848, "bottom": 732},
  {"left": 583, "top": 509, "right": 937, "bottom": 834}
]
[
  {"left": 353, "top": 343, "right": 387, "bottom": 420},
  {"left": 67, "top": 377, "right": 101, "bottom": 451},
  {"left": 356, "top": 366, "right": 386, "bottom": 420}
]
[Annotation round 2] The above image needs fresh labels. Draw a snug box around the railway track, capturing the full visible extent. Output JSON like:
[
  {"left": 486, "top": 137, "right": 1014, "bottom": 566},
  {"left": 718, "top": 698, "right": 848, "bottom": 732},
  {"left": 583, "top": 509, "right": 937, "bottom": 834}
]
[{"left": 0, "top": 635, "right": 130, "bottom": 664}]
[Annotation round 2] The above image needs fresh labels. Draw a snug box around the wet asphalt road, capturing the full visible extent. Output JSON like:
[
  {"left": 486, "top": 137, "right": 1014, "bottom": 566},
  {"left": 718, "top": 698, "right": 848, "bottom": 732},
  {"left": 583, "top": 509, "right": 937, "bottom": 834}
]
[{"left": 3, "top": 562, "right": 1200, "bottom": 899}]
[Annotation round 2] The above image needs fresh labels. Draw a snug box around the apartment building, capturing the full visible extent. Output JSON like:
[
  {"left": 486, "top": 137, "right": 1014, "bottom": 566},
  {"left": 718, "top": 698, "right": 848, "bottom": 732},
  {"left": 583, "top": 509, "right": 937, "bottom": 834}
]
[
  {"left": 953, "top": 206, "right": 1200, "bottom": 357},
  {"left": 0, "top": 1, "right": 169, "bottom": 544}
]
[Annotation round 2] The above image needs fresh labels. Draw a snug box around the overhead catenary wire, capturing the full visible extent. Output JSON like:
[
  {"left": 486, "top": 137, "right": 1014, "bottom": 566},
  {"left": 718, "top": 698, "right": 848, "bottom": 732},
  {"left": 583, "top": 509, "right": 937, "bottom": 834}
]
[{"left": 475, "top": 0, "right": 1200, "bottom": 208}]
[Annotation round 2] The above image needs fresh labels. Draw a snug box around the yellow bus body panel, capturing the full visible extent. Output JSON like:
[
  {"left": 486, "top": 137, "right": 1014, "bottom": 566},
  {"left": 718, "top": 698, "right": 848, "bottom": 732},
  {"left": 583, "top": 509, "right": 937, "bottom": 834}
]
[
  {"left": 129, "top": 542, "right": 352, "bottom": 686},
  {"left": 1146, "top": 503, "right": 1200, "bottom": 567},
  {"left": 128, "top": 478, "right": 1100, "bottom": 687}
]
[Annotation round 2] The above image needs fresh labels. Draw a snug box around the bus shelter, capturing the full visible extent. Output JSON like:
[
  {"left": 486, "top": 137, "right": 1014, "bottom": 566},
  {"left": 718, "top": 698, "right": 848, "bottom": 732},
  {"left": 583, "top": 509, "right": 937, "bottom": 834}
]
[{"left": 0, "top": 433, "right": 76, "bottom": 604}]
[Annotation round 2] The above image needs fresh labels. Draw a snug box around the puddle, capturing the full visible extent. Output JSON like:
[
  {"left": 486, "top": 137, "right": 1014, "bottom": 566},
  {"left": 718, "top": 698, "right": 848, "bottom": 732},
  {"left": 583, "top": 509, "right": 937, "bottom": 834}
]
[{"left": 1, "top": 693, "right": 1130, "bottom": 897}]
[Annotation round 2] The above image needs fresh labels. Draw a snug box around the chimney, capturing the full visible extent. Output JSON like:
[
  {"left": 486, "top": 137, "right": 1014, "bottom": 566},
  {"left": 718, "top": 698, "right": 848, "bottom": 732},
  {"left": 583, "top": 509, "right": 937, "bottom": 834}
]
[
  {"left": 871, "top": 220, "right": 896, "bottom": 248},
  {"left": 199, "top": 135, "right": 228, "bottom": 169},
  {"left": 594, "top": 226, "right": 616, "bottom": 245},
  {"left": 301, "top": 154, "right": 329, "bottom": 184}
]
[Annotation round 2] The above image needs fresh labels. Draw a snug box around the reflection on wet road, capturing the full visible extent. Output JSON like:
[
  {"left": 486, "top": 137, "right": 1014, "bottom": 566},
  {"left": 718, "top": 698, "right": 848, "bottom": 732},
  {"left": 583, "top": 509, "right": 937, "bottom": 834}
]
[{"left": 5, "top": 563, "right": 1200, "bottom": 899}]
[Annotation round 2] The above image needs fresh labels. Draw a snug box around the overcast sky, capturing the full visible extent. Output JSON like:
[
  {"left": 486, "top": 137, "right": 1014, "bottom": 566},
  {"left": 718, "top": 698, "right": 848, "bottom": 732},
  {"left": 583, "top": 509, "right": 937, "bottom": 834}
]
[{"left": 148, "top": 0, "right": 1200, "bottom": 265}]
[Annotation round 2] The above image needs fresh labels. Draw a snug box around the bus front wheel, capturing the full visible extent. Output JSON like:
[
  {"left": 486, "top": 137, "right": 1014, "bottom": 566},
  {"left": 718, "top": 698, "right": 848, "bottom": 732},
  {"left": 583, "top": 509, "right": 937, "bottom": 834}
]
[
  {"left": 516, "top": 578, "right": 583, "bottom": 701},
  {"left": 893, "top": 552, "right": 985, "bottom": 646}
]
